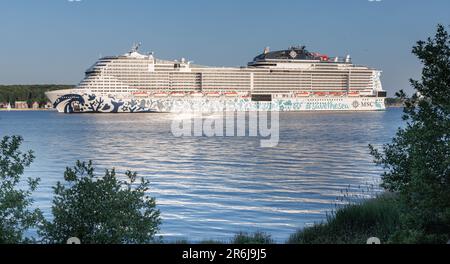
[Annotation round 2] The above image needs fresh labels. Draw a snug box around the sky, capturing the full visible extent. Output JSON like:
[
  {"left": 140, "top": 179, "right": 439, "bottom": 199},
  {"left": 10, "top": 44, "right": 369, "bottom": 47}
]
[{"left": 0, "top": 0, "right": 449, "bottom": 96}]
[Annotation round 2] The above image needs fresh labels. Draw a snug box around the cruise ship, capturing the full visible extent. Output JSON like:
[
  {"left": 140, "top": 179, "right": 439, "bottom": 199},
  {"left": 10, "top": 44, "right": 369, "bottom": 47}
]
[{"left": 46, "top": 44, "right": 386, "bottom": 113}]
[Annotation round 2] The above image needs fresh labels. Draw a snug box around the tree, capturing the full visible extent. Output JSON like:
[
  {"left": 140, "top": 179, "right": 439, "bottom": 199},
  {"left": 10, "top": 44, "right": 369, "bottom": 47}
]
[
  {"left": 0, "top": 136, "right": 42, "bottom": 244},
  {"left": 40, "top": 161, "right": 161, "bottom": 244},
  {"left": 0, "top": 85, "right": 73, "bottom": 105},
  {"left": 370, "top": 24, "right": 450, "bottom": 243}
]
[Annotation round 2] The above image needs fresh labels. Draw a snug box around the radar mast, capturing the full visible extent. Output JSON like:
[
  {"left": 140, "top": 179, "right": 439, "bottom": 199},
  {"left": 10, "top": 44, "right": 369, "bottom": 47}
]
[{"left": 131, "top": 42, "right": 142, "bottom": 53}]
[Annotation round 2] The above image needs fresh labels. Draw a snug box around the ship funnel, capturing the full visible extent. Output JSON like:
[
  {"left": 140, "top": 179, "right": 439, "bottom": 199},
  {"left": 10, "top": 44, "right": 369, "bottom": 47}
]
[
  {"left": 264, "top": 47, "right": 270, "bottom": 54},
  {"left": 345, "top": 55, "right": 351, "bottom": 63}
]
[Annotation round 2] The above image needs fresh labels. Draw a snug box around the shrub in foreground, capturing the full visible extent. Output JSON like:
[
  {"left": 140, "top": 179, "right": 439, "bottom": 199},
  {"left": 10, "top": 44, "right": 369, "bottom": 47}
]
[
  {"left": 370, "top": 24, "right": 450, "bottom": 243},
  {"left": 0, "top": 136, "right": 42, "bottom": 244},
  {"left": 40, "top": 161, "right": 161, "bottom": 244}
]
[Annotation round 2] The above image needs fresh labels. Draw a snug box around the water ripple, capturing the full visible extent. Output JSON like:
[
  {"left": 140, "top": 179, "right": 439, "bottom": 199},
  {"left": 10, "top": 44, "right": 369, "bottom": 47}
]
[{"left": 0, "top": 109, "right": 403, "bottom": 242}]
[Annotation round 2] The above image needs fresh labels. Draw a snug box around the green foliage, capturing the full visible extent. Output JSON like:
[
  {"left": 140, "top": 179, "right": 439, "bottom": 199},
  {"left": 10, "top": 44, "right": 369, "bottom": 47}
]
[
  {"left": 0, "top": 85, "right": 73, "bottom": 105},
  {"left": 232, "top": 231, "right": 274, "bottom": 244},
  {"left": 0, "top": 136, "right": 42, "bottom": 244},
  {"left": 167, "top": 232, "right": 273, "bottom": 244},
  {"left": 288, "top": 194, "right": 402, "bottom": 244},
  {"left": 370, "top": 24, "right": 450, "bottom": 243},
  {"left": 39, "top": 160, "right": 161, "bottom": 244}
]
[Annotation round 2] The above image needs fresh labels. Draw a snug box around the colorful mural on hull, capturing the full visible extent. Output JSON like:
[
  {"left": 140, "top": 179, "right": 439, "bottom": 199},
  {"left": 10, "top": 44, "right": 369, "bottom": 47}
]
[{"left": 53, "top": 94, "right": 386, "bottom": 113}]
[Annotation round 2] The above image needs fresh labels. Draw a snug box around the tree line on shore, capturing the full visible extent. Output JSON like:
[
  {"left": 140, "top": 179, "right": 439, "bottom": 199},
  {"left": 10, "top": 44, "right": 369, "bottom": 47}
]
[
  {"left": 0, "top": 85, "right": 74, "bottom": 107},
  {"left": 0, "top": 25, "right": 448, "bottom": 244}
]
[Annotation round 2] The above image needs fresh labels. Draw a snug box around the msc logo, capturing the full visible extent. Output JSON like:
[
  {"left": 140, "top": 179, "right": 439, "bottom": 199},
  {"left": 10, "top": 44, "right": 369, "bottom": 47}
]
[
  {"left": 353, "top": 101, "right": 375, "bottom": 108},
  {"left": 361, "top": 102, "right": 375, "bottom": 107}
]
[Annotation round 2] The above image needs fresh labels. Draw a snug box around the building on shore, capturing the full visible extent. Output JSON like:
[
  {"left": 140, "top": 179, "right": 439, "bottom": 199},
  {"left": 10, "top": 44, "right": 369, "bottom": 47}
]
[
  {"left": 15, "top": 101, "right": 29, "bottom": 109},
  {"left": 0, "top": 102, "right": 7, "bottom": 108},
  {"left": 32, "top": 102, "right": 40, "bottom": 109}
]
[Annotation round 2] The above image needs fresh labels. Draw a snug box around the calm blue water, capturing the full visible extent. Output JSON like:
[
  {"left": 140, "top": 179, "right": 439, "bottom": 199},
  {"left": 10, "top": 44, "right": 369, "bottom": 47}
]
[{"left": 0, "top": 108, "right": 403, "bottom": 242}]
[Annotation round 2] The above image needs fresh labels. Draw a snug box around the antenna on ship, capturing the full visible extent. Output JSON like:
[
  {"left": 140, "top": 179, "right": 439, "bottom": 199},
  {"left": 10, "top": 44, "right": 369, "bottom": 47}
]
[{"left": 131, "top": 42, "right": 142, "bottom": 53}]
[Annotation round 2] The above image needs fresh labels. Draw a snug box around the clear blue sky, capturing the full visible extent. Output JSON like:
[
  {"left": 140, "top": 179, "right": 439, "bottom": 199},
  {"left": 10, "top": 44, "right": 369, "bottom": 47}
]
[{"left": 0, "top": 0, "right": 449, "bottom": 96}]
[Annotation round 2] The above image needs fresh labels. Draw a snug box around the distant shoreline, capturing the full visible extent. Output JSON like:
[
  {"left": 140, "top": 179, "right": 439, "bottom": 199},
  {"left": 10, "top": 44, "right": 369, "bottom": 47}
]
[{"left": 0, "top": 109, "right": 55, "bottom": 112}]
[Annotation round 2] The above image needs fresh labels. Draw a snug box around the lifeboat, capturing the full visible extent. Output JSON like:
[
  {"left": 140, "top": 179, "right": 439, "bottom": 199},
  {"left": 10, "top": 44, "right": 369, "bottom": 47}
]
[
  {"left": 171, "top": 92, "right": 186, "bottom": 97},
  {"left": 133, "top": 91, "right": 149, "bottom": 97},
  {"left": 205, "top": 92, "right": 221, "bottom": 97},
  {"left": 153, "top": 92, "right": 169, "bottom": 97},
  {"left": 348, "top": 91, "right": 360, "bottom": 97},
  {"left": 329, "top": 92, "right": 344, "bottom": 97},
  {"left": 314, "top": 92, "right": 328, "bottom": 97},
  {"left": 190, "top": 92, "right": 204, "bottom": 97},
  {"left": 295, "top": 92, "right": 310, "bottom": 97},
  {"left": 224, "top": 92, "right": 239, "bottom": 97}
]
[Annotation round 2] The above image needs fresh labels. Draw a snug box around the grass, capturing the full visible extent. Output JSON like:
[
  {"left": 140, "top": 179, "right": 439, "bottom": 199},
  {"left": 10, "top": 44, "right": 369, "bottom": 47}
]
[
  {"left": 232, "top": 232, "right": 274, "bottom": 244},
  {"left": 167, "top": 231, "right": 274, "bottom": 244},
  {"left": 288, "top": 193, "right": 402, "bottom": 244}
]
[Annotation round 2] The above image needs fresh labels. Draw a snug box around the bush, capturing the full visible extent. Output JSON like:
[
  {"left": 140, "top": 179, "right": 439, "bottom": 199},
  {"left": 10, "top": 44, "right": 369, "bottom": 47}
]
[
  {"left": 39, "top": 160, "right": 161, "bottom": 244},
  {"left": 232, "top": 231, "right": 274, "bottom": 244},
  {"left": 0, "top": 136, "right": 42, "bottom": 244}
]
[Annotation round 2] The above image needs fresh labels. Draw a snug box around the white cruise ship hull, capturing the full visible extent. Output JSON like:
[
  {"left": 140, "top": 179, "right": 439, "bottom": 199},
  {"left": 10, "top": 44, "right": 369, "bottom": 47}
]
[
  {"left": 45, "top": 45, "right": 388, "bottom": 113},
  {"left": 46, "top": 90, "right": 385, "bottom": 113}
]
